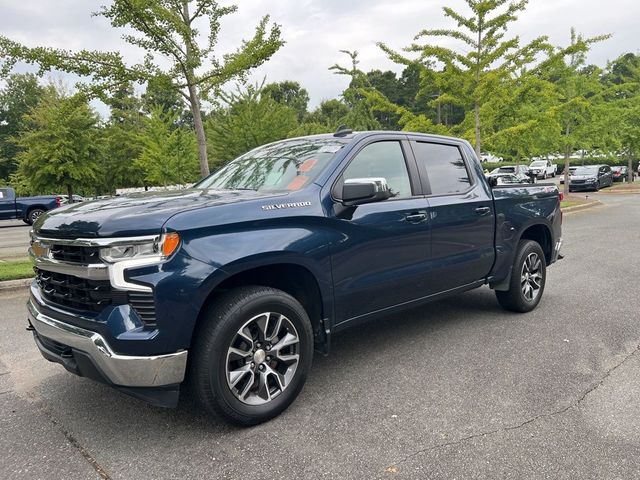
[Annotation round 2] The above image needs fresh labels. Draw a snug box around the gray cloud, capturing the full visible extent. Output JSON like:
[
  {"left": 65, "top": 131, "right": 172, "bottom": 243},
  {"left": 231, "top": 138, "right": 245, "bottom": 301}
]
[{"left": 1, "top": 0, "right": 638, "bottom": 113}]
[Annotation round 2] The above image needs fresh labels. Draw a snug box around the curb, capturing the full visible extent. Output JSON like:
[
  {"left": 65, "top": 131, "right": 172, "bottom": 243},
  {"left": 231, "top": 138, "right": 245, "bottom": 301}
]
[
  {"left": 595, "top": 190, "right": 640, "bottom": 195},
  {"left": 561, "top": 201, "right": 602, "bottom": 213},
  {"left": 0, "top": 277, "right": 33, "bottom": 292}
]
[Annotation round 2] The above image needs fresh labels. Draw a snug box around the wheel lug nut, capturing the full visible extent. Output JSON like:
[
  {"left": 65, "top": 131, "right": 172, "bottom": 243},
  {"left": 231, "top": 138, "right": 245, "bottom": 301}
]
[
  {"left": 258, "top": 364, "right": 265, "bottom": 371},
  {"left": 256, "top": 343, "right": 262, "bottom": 348},
  {"left": 250, "top": 362, "right": 255, "bottom": 368},
  {"left": 266, "top": 356, "right": 271, "bottom": 362},
  {"left": 266, "top": 345, "right": 271, "bottom": 351}
]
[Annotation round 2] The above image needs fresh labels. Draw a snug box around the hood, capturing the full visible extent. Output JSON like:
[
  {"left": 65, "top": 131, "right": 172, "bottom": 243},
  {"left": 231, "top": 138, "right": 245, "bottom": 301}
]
[{"left": 34, "top": 188, "right": 283, "bottom": 238}]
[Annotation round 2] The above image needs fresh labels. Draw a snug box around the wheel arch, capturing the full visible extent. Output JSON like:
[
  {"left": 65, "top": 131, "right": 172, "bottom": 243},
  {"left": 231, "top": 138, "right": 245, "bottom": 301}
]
[
  {"left": 519, "top": 223, "right": 553, "bottom": 264},
  {"left": 193, "top": 261, "right": 330, "bottom": 352}
]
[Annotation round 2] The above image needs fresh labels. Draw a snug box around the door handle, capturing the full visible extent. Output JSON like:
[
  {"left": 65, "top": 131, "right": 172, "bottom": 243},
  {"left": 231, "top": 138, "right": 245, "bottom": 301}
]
[
  {"left": 405, "top": 212, "right": 427, "bottom": 223},
  {"left": 475, "top": 206, "right": 491, "bottom": 216}
]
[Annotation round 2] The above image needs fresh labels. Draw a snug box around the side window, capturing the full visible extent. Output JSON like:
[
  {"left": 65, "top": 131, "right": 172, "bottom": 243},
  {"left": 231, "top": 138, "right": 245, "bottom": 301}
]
[
  {"left": 412, "top": 142, "right": 471, "bottom": 195},
  {"left": 341, "top": 141, "right": 412, "bottom": 199},
  {"left": 0, "top": 189, "right": 7, "bottom": 200}
]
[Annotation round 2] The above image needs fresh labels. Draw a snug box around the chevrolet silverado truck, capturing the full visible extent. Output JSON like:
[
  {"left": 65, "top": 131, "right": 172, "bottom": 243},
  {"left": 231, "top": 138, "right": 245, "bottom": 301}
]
[
  {"left": 0, "top": 187, "right": 61, "bottom": 224},
  {"left": 27, "top": 130, "right": 562, "bottom": 426}
]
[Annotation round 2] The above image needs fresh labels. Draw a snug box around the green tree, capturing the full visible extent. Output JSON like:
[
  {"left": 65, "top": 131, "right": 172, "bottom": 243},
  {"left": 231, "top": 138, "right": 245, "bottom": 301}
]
[
  {"left": 543, "top": 30, "right": 609, "bottom": 194},
  {"left": 379, "top": 0, "right": 549, "bottom": 156},
  {"left": 206, "top": 84, "right": 298, "bottom": 168},
  {"left": 16, "top": 86, "right": 101, "bottom": 199},
  {"left": 141, "top": 73, "right": 189, "bottom": 124},
  {"left": 0, "top": 1, "right": 284, "bottom": 178},
  {"left": 101, "top": 84, "right": 146, "bottom": 194},
  {"left": 262, "top": 81, "right": 310, "bottom": 121},
  {"left": 306, "top": 99, "right": 350, "bottom": 129},
  {"left": 136, "top": 106, "right": 199, "bottom": 186},
  {"left": 0, "top": 73, "right": 44, "bottom": 179},
  {"left": 330, "top": 50, "right": 381, "bottom": 130}
]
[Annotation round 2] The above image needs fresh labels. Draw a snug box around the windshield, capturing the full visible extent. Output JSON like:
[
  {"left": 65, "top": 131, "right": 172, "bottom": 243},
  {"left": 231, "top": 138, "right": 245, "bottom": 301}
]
[
  {"left": 573, "top": 166, "right": 598, "bottom": 176},
  {"left": 196, "top": 138, "right": 346, "bottom": 192},
  {"left": 497, "top": 167, "right": 515, "bottom": 173},
  {"left": 530, "top": 161, "right": 547, "bottom": 167}
]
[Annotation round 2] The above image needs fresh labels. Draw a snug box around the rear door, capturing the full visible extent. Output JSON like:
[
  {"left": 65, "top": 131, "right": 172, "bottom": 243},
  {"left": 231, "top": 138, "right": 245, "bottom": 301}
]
[
  {"left": 409, "top": 138, "right": 495, "bottom": 294},
  {"left": 327, "top": 136, "right": 431, "bottom": 323},
  {"left": 0, "top": 188, "right": 17, "bottom": 220}
]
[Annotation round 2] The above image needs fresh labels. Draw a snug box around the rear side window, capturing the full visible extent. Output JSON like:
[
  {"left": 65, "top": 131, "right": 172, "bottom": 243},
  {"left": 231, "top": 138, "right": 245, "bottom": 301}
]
[
  {"left": 412, "top": 142, "right": 471, "bottom": 195},
  {"left": 0, "top": 189, "right": 7, "bottom": 199}
]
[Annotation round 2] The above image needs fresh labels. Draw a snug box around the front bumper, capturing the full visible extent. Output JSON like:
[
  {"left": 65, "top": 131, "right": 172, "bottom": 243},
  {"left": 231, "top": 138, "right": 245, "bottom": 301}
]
[
  {"left": 28, "top": 297, "right": 188, "bottom": 405},
  {"left": 569, "top": 183, "right": 597, "bottom": 191}
]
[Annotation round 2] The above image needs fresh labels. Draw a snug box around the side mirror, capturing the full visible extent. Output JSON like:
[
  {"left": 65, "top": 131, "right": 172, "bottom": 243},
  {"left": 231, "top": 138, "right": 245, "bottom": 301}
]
[
  {"left": 341, "top": 178, "right": 392, "bottom": 206},
  {"left": 487, "top": 176, "right": 498, "bottom": 188}
]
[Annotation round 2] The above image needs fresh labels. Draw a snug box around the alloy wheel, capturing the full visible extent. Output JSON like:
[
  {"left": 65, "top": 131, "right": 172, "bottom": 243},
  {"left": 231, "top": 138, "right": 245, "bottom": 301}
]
[
  {"left": 520, "top": 252, "right": 543, "bottom": 302},
  {"left": 225, "top": 312, "right": 300, "bottom": 406}
]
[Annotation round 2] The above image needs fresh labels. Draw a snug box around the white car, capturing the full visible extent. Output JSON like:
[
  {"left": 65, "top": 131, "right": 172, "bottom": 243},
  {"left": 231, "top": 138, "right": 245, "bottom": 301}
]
[{"left": 529, "top": 160, "right": 556, "bottom": 179}]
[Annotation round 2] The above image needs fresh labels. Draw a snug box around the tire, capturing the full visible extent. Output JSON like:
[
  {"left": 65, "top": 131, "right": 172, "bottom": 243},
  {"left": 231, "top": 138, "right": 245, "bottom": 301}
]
[
  {"left": 25, "top": 208, "right": 45, "bottom": 225},
  {"left": 190, "top": 286, "right": 314, "bottom": 426},
  {"left": 495, "top": 240, "right": 547, "bottom": 313},
  {"left": 543, "top": 173, "right": 547, "bottom": 180}
]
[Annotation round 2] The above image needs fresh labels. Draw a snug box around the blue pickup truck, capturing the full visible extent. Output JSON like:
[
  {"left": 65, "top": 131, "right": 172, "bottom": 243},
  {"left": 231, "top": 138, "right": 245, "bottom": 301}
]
[
  {"left": 27, "top": 130, "right": 562, "bottom": 425},
  {"left": 0, "top": 187, "right": 61, "bottom": 224}
]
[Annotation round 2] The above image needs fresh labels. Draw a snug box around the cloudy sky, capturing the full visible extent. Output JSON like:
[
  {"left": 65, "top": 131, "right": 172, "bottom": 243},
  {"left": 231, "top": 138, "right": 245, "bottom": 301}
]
[{"left": 1, "top": 0, "right": 639, "bottom": 113}]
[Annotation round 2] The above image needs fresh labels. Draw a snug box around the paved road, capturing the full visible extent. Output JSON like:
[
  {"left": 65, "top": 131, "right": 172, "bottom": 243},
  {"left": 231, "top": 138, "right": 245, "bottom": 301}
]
[
  {"left": 1, "top": 193, "right": 639, "bottom": 479},
  {"left": 0, "top": 219, "right": 31, "bottom": 261}
]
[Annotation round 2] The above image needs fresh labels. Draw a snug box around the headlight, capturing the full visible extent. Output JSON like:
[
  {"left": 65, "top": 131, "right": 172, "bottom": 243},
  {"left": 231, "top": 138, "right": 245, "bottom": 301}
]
[
  {"left": 587, "top": 177, "right": 597, "bottom": 183},
  {"left": 99, "top": 232, "right": 181, "bottom": 263}
]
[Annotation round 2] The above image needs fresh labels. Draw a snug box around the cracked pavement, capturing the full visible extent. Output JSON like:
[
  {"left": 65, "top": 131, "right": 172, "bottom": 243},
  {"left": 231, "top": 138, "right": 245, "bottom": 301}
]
[{"left": 1, "top": 192, "right": 639, "bottom": 479}]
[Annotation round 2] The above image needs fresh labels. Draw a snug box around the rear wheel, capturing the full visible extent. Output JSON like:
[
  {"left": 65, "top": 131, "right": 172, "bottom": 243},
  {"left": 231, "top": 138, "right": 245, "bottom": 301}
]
[
  {"left": 25, "top": 208, "right": 44, "bottom": 225},
  {"left": 496, "top": 240, "right": 546, "bottom": 313},
  {"left": 190, "top": 286, "right": 314, "bottom": 426}
]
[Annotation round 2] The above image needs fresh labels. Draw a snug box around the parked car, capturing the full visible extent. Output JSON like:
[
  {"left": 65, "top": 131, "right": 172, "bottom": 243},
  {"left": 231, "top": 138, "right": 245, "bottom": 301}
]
[
  {"left": 490, "top": 173, "right": 530, "bottom": 185},
  {"left": 529, "top": 160, "right": 556, "bottom": 179},
  {"left": 489, "top": 165, "right": 534, "bottom": 183},
  {"left": 569, "top": 165, "right": 613, "bottom": 192},
  {"left": 58, "top": 194, "right": 86, "bottom": 204},
  {"left": 0, "top": 187, "right": 61, "bottom": 225},
  {"left": 27, "top": 130, "right": 562, "bottom": 426},
  {"left": 611, "top": 166, "right": 628, "bottom": 182},
  {"left": 559, "top": 166, "right": 577, "bottom": 185}
]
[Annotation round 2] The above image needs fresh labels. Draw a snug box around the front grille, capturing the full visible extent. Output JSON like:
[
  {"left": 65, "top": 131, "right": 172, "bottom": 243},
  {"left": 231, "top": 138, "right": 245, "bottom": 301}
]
[
  {"left": 571, "top": 180, "right": 585, "bottom": 184},
  {"left": 49, "top": 244, "right": 101, "bottom": 264},
  {"left": 35, "top": 269, "right": 157, "bottom": 328}
]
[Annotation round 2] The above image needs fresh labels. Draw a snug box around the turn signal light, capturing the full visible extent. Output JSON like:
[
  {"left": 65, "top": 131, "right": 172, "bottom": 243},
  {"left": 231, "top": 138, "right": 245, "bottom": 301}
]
[{"left": 162, "top": 232, "right": 181, "bottom": 257}]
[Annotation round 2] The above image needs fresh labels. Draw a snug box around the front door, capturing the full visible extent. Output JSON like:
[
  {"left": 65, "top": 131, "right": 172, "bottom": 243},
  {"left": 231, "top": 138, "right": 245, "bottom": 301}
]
[{"left": 327, "top": 138, "right": 431, "bottom": 324}]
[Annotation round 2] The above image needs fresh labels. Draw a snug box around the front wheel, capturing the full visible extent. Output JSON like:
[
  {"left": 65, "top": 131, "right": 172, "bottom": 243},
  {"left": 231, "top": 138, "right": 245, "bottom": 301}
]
[
  {"left": 495, "top": 240, "right": 547, "bottom": 313},
  {"left": 190, "top": 286, "right": 314, "bottom": 426}
]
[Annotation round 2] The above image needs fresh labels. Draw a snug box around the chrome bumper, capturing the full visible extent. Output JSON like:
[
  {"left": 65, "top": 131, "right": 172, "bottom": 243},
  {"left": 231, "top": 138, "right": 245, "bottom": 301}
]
[{"left": 28, "top": 299, "right": 187, "bottom": 387}]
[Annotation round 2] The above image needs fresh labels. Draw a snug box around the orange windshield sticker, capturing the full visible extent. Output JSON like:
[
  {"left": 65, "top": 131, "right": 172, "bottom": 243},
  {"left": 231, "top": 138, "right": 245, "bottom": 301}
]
[
  {"left": 287, "top": 176, "right": 309, "bottom": 191},
  {"left": 299, "top": 158, "right": 317, "bottom": 173}
]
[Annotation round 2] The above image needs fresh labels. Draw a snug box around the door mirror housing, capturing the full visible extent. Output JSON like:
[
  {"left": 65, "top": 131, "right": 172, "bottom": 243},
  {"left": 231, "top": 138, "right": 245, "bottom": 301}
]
[
  {"left": 341, "top": 178, "right": 392, "bottom": 206},
  {"left": 487, "top": 176, "right": 498, "bottom": 188}
]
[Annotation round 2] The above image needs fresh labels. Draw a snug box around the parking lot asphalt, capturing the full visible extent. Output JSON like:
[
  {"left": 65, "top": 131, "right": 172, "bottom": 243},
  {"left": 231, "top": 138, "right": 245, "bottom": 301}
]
[
  {"left": 1, "top": 193, "right": 639, "bottom": 479},
  {"left": 0, "top": 219, "right": 31, "bottom": 261}
]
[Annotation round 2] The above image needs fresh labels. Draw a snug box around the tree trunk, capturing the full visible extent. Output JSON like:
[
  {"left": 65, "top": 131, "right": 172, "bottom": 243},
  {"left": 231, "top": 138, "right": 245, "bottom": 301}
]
[
  {"left": 188, "top": 84, "right": 210, "bottom": 178},
  {"left": 67, "top": 184, "right": 74, "bottom": 204},
  {"left": 628, "top": 152, "right": 634, "bottom": 183},
  {"left": 182, "top": 0, "right": 210, "bottom": 179},
  {"left": 474, "top": 102, "right": 481, "bottom": 158},
  {"left": 563, "top": 151, "right": 570, "bottom": 197}
]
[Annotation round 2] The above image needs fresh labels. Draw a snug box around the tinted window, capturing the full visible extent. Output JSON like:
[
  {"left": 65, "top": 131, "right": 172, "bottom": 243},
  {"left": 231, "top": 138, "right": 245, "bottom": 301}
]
[
  {"left": 342, "top": 141, "right": 412, "bottom": 199},
  {"left": 413, "top": 142, "right": 471, "bottom": 195},
  {"left": 0, "top": 189, "right": 7, "bottom": 199}
]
